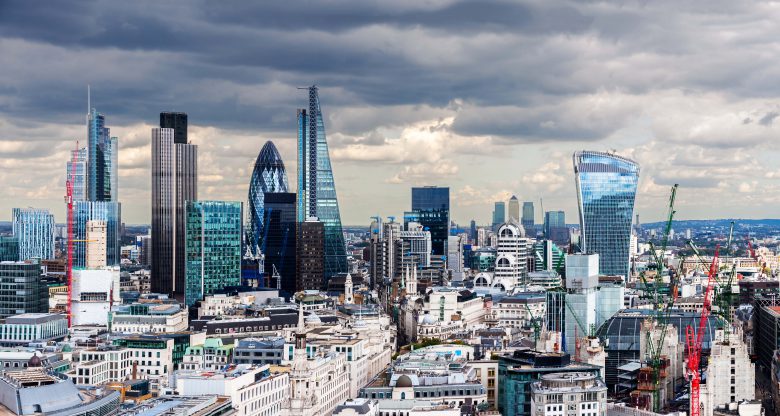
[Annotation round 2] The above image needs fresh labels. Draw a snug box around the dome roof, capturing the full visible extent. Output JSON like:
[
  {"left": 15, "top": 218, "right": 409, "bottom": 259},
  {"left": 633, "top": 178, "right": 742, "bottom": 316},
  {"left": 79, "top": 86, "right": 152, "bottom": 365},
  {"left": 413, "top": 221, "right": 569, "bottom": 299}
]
[
  {"left": 419, "top": 314, "right": 437, "bottom": 325},
  {"left": 27, "top": 354, "right": 42, "bottom": 368},
  {"left": 305, "top": 313, "right": 322, "bottom": 324},
  {"left": 396, "top": 375, "right": 415, "bottom": 388}
]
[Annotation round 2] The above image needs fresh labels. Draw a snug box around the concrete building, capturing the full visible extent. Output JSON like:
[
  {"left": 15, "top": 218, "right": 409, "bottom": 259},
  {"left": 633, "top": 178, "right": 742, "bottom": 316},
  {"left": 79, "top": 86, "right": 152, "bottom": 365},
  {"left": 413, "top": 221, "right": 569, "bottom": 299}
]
[
  {"left": 564, "top": 254, "right": 599, "bottom": 353},
  {"left": 447, "top": 235, "right": 464, "bottom": 277},
  {"left": 71, "top": 266, "right": 121, "bottom": 327},
  {"left": 112, "top": 334, "right": 176, "bottom": 390},
  {"left": 700, "top": 329, "right": 755, "bottom": 416},
  {"left": 69, "top": 345, "right": 133, "bottom": 386},
  {"left": 85, "top": 220, "right": 107, "bottom": 268},
  {"left": 495, "top": 221, "right": 530, "bottom": 288},
  {"left": 408, "top": 287, "right": 485, "bottom": 341},
  {"left": 175, "top": 364, "right": 289, "bottom": 416},
  {"left": 110, "top": 302, "right": 188, "bottom": 334},
  {"left": 530, "top": 372, "right": 607, "bottom": 416},
  {"left": 491, "top": 292, "right": 546, "bottom": 330},
  {"left": 470, "top": 360, "right": 499, "bottom": 408},
  {"left": 233, "top": 337, "right": 285, "bottom": 366},
  {"left": 297, "top": 218, "right": 326, "bottom": 291},
  {"left": 0, "top": 313, "right": 68, "bottom": 346}
]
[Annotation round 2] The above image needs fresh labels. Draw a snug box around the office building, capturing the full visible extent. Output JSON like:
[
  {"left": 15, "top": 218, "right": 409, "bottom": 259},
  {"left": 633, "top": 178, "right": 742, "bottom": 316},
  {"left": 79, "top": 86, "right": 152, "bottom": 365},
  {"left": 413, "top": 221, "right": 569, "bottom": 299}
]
[
  {"left": 596, "top": 275, "right": 625, "bottom": 329},
  {"left": 532, "top": 240, "right": 565, "bottom": 275},
  {"left": 247, "top": 141, "right": 290, "bottom": 257},
  {"left": 573, "top": 151, "right": 639, "bottom": 278},
  {"left": 85, "top": 220, "right": 107, "bottom": 268},
  {"left": 233, "top": 338, "right": 285, "bottom": 366},
  {"left": 0, "top": 236, "right": 18, "bottom": 262},
  {"left": 159, "top": 111, "right": 188, "bottom": 144},
  {"left": 700, "top": 329, "right": 755, "bottom": 415},
  {"left": 399, "top": 223, "right": 432, "bottom": 269},
  {"left": 262, "top": 192, "right": 297, "bottom": 294},
  {"left": 447, "top": 235, "right": 464, "bottom": 274},
  {"left": 151, "top": 121, "right": 198, "bottom": 297},
  {"left": 71, "top": 266, "right": 121, "bottom": 326},
  {"left": 564, "top": 254, "right": 599, "bottom": 353},
  {"left": 73, "top": 201, "right": 121, "bottom": 267},
  {"left": 529, "top": 372, "right": 607, "bottom": 416},
  {"left": 111, "top": 303, "right": 189, "bottom": 334},
  {"left": 0, "top": 261, "right": 48, "bottom": 319},
  {"left": 495, "top": 221, "right": 530, "bottom": 289},
  {"left": 492, "top": 202, "right": 506, "bottom": 230},
  {"left": 406, "top": 186, "right": 450, "bottom": 256},
  {"left": 87, "top": 107, "right": 118, "bottom": 202},
  {"left": 522, "top": 201, "right": 535, "bottom": 228},
  {"left": 296, "top": 86, "right": 348, "bottom": 281},
  {"left": 498, "top": 351, "right": 603, "bottom": 416},
  {"left": 66, "top": 147, "right": 87, "bottom": 202},
  {"left": 11, "top": 208, "right": 54, "bottom": 261},
  {"left": 184, "top": 201, "right": 243, "bottom": 307},
  {"left": 544, "top": 211, "right": 566, "bottom": 238},
  {"left": 296, "top": 218, "right": 325, "bottom": 291},
  {"left": 0, "top": 313, "right": 68, "bottom": 347},
  {"left": 508, "top": 196, "right": 520, "bottom": 222}
]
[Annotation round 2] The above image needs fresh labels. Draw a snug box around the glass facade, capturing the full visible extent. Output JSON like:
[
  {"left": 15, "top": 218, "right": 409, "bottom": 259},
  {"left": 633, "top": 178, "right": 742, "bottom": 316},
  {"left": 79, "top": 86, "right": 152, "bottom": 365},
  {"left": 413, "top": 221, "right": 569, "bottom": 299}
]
[
  {"left": 521, "top": 201, "right": 534, "bottom": 227},
  {"left": 184, "top": 201, "right": 242, "bottom": 307},
  {"left": 0, "top": 261, "right": 48, "bottom": 319},
  {"left": 74, "top": 201, "right": 121, "bottom": 268},
  {"left": 492, "top": 202, "right": 506, "bottom": 229},
  {"left": 409, "top": 186, "right": 450, "bottom": 256},
  {"left": 0, "top": 237, "right": 18, "bottom": 262},
  {"left": 12, "top": 208, "right": 55, "bottom": 261},
  {"left": 67, "top": 147, "right": 87, "bottom": 202},
  {"left": 262, "top": 193, "right": 296, "bottom": 295},
  {"left": 573, "top": 151, "right": 639, "bottom": 278},
  {"left": 247, "top": 141, "right": 289, "bottom": 257},
  {"left": 87, "top": 108, "right": 117, "bottom": 202},
  {"left": 296, "top": 86, "right": 348, "bottom": 280}
]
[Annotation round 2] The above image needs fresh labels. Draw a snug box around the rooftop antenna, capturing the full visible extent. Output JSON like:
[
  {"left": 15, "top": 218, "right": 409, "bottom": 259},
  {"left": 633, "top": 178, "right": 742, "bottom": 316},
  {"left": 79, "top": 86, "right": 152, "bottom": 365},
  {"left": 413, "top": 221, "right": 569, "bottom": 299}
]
[{"left": 87, "top": 84, "right": 91, "bottom": 114}]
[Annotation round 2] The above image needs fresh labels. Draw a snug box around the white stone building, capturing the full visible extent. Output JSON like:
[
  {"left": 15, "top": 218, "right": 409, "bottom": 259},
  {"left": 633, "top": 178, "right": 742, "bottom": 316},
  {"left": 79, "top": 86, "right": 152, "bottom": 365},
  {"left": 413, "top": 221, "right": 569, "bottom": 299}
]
[
  {"left": 495, "top": 221, "right": 531, "bottom": 288},
  {"left": 71, "top": 266, "right": 121, "bottom": 327},
  {"left": 530, "top": 372, "right": 607, "bottom": 416}
]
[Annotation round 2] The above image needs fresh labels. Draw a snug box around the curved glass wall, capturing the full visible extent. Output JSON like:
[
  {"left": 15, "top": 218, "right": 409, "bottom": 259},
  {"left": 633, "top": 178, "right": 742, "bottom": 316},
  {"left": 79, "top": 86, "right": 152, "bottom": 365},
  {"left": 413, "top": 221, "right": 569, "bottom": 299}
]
[{"left": 246, "top": 141, "right": 289, "bottom": 256}]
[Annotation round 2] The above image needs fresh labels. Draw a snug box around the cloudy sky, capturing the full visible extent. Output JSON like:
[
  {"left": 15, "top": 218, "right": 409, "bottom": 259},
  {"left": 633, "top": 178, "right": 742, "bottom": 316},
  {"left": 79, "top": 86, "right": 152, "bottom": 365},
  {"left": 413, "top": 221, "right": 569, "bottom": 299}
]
[{"left": 2, "top": 0, "right": 779, "bottom": 226}]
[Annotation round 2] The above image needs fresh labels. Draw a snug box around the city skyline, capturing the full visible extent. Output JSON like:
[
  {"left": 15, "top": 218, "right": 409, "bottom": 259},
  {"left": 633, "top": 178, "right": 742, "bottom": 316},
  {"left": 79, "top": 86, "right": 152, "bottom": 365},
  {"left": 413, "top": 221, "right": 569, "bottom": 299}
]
[{"left": 3, "top": 2, "right": 780, "bottom": 225}]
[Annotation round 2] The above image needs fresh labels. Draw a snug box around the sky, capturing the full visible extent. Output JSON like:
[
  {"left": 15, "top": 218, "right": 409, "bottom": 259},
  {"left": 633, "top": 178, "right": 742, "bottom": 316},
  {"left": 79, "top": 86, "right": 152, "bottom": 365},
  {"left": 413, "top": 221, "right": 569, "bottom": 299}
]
[{"left": 2, "top": 0, "right": 780, "bottom": 226}]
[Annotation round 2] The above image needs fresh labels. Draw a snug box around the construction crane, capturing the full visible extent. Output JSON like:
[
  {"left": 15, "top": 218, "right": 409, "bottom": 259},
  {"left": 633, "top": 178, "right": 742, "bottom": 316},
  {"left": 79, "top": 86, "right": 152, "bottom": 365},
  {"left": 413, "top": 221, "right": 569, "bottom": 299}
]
[
  {"left": 65, "top": 143, "right": 79, "bottom": 327},
  {"left": 726, "top": 221, "right": 735, "bottom": 255},
  {"left": 524, "top": 303, "right": 543, "bottom": 343},
  {"left": 637, "top": 184, "right": 679, "bottom": 413},
  {"left": 686, "top": 246, "right": 719, "bottom": 416}
]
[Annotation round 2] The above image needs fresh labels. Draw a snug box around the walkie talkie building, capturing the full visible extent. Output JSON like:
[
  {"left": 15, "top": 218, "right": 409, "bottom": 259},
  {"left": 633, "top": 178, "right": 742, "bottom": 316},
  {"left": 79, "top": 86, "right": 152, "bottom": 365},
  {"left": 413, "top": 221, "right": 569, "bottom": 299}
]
[{"left": 573, "top": 151, "right": 639, "bottom": 278}]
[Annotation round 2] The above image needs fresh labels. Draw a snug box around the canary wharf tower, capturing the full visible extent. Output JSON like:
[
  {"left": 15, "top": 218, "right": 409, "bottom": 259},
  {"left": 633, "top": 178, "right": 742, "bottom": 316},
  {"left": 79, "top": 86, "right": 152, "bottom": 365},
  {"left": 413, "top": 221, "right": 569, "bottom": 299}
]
[
  {"left": 573, "top": 151, "right": 639, "bottom": 278},
  {"left": 297, "top": 86, "right": 348, "bottom": 280}
]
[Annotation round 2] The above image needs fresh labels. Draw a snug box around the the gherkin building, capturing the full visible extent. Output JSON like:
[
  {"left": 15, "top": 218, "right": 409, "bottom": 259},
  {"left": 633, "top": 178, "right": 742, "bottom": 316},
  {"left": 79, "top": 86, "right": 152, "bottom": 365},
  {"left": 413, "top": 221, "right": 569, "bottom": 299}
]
[{"left": 246, "top": 141, "right": 289, "bottom": 256}]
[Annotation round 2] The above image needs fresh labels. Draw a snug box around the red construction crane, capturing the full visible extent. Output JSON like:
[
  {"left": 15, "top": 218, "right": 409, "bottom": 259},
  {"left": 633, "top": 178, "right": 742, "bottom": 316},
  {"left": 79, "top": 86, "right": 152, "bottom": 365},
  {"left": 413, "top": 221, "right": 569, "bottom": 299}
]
[
  {"left": 686, "top": 245, "right": 719, "bottom": 416},
  {"left": 746, "top": 236, "right": 756, "bottom": 260},
  {"left": 65, "top": 143, "right": 78, "bottom": 327}
]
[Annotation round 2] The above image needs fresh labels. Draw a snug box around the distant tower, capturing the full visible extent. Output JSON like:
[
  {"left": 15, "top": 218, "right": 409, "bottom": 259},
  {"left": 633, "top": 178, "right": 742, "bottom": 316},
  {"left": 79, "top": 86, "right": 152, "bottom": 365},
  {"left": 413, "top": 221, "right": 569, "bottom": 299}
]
[
  {"left": 508, "top": 196, "right": 520, "bottom": 222},
  {"left": 407, "top": 266, "right": 418, "bottom": 295},
  {"left": 522, "top": 201, "right": 535, "bottom": 228}
]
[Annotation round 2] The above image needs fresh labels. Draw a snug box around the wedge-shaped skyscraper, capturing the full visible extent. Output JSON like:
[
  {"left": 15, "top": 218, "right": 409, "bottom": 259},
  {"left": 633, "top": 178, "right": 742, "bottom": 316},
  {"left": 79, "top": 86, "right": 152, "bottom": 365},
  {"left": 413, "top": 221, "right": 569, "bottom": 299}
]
[
  {"left": 573, "top": 150, "right": 639, "bottom": 278},
  {"left": 297, "top": 86, "right": 348, "bottom": 282},
  {"left": 247, "top": 141, "right": 289, "bottom": 257}
]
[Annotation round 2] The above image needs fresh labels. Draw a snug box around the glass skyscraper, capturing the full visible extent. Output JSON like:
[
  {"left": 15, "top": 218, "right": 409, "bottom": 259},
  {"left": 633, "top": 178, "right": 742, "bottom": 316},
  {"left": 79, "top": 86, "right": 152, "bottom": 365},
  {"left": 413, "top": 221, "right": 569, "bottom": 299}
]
[
  {"left": 521, "top": 201, "right": 534, "bottom": 228},
  {"left": 262, "top": 192, "right": 296, "bottom": 295},
  {"left": 296, "top": 86, "right": 348, "bottom": 281},
  {"left": 573, "top": 151, "right": 639, "bottom": 278},
  {"left": 184, "top": 201, "right": 242, "bottom": 307},
  {"left": 66, "top": 147, "right": 87, "bottom": 202},
  {"left": 247, "top": 141, "right": 289, "bottom": 257},
  {"left": 408, "top": 186, "right": 450, "bottom": 256},
  {"left": 492, "top": 202, "right": 506, "bottom": 230},
  {"left": 73, "top": 201, "right": 121, "bottom": 268},
  {"left": 12, "top": 208, "right": 55, "bottom": 261},
  {"left": 87, "top": 108, "right": 117, "bottom": 202}
]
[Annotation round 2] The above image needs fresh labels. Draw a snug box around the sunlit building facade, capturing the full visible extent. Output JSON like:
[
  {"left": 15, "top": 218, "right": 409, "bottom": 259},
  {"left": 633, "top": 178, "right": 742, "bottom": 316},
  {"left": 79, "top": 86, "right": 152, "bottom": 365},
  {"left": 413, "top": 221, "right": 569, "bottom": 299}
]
[
  {"left": 247, "top": 141, "right": 289, "bottom": 257},
  {"left": 74, "top": 201, "right": 121, "bottom": 267},
  {"left": 573, "top": 151, "right": 639, "bottom": 278},
  {"left": 12, "top": 208, "right": 55, "bottom": 261},
  {"left": 296, "top": 86, "right": 348, "bottom": 281}
]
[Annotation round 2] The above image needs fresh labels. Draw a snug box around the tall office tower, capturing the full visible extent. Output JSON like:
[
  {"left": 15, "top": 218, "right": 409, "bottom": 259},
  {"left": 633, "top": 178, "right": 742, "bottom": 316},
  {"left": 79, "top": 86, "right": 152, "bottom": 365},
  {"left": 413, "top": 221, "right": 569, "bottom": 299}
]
[
  {"left": 573, "top": 151, "right": 639, "bottom": 278},
  {"left": 184, "top": 201, "right": 242, "bottom": 307},
  {"left": 66, "top": 147, "right": 87, "bottom": 202},
  {"left": 368, "top": 217, "right": 384, "bottom": 289},
  {"left": 492, "top": 202, "right": 506, "bottom": 230},
  {"left": 399, "top": 222, "right": 432, "bottom": 269},
  {"left": 73, "top": 201, "right": 121, "bottom": 267},
  {"left": 11, "top": 208, "right": 55, "bottom": 261},
  {"left": 247, "top": 141, "right": 289, "bottom": 257},
  {"left": 522, "top": 201, "right": 535, "bottom": 228},
  {"left": 564, "top": 253, "right": 599, "bottom": 353},
  {"left": 151, "top": 119, "right": 198, "bottom": 297},
  {"left": 382, "top": 220, "right": 402, "bottom": 281},
  {"left": 296, "top": 218, "right": 325, "bottom": 291},
  {"left": 0, "top": 260, "right": 48, "bottom": 319},
  {"left": 494, "top": 221, "right": 530, "bottom": 289},
  {"left": 296, "top": 86, "right": 347, "bottom": 281},
  {"left": 407, "top": 186, "right": 450, "bottom": 255},
  {"left": 469, "top": 220, "right": 477, "bottom": 243},
  {"left": 87, "top": 107, "right": 118, "bottom": 202},
  {"left": 159, "top": 112, "right": 188, "bottom": 144},
  {"left": 262, "top": 192, "right": 296, "bottom": 295},
  {"left": 508, "top": 196, "right": 520, "bottom": 222},
  {"left": 85, "top": 220, "right": 107, "bottom": 269}
]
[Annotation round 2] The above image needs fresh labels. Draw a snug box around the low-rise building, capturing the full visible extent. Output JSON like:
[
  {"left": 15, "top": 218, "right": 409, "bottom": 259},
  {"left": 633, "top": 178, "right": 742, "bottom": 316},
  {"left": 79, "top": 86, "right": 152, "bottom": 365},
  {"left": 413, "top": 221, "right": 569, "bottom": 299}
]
[
  {"left": 530, "top": 372, "right": 607, "bottom": 416},
  {"left": 69, "top": 345, "right": 133, "bottom": 386},
  {"left": 181, "top": 338, "right": 234, "bottom": 371},
  {"left": 233, "top": 337, "right": 285, "bottom": 366},
  {"left": 112, "top": 334, "right": 175, "bottom": 390},
  {"left": 111, "top": 302, "right": 188, "bottom": 334},
  {"left": 0, "top": 313, "right": 68, "bottom": 346}
]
